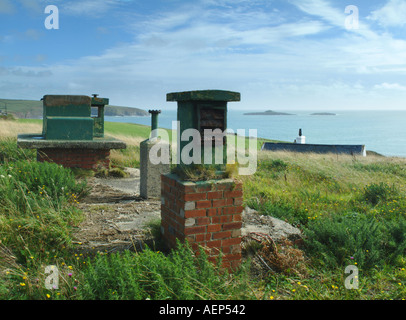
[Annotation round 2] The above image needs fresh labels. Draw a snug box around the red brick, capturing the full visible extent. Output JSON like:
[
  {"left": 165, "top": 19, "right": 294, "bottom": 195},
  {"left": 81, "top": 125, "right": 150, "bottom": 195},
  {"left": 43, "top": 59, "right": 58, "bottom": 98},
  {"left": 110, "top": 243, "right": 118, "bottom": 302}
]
[
  {"left": 233, "top": 214, "right": 242, "bottom": 222},
  {"left": 225, "top": 198, "right": 234, "bottom": 205},
  {"left": 223, "top": 207, "right": 238, "bottom": 215},
  {"left": 222, "top": 237, "right": 242, "bottom": 247},
  {"left": 207, "top": 191, "right": 223, "bottom": 200},
  {"left": 184, "top": 226, "right": 206, "bottom": 235},
  {"left": 212, "top": 231, "right": 231, "bottom": 240},
  {"left": 212, "top": 199, "right": 226, "bottom": 207},
  {"left": 196, "top": 217, "right": 210, "bottom": 226},
  {"left": 207, "top": 208, "right": 219, "bottom": 216},
  {"left": 212, "top": 215, "right": 232, "bottom": 224},
  {"left": 222, "top": 222, "right": 242, "bottom": 231},
  {"left": 195, "top": 200, "right": 212, "bottom": 209},
  {"left": 206, "top": 240, "right": 221, "bottom": 248},
  {"left": 194, "top": 185, "right": 213, "bottom": 193},
  {"left": 184, "top": 209, "right": 207, "bottom": 218},
  {"left": 224, "top": 190, "right": 243, "bottom": 198},
  {"left": 184, "top": 193, "right": 207, "bottom": 201},
  {"left": 195, "top": 233, "right": 211, "bottom": 242},
  {"left": 207, "top": 224, "right": 222, "bottom": 232},
  {"left": 234, "top": 206, "right": 244, "bottom": 214}
]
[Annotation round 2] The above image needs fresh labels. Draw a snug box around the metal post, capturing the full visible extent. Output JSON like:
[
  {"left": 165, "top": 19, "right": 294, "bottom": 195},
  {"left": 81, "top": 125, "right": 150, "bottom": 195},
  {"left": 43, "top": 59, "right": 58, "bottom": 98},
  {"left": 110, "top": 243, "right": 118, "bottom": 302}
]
[{"left": 149, "top": 110, "right": 161, "bottom": 139}]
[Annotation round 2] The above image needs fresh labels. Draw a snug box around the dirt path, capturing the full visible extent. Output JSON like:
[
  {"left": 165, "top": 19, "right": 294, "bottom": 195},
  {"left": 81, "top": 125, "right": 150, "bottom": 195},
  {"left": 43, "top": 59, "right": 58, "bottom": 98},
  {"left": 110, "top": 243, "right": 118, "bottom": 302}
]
[{"left": 74, "top": 168, "right": 162, "bottom": 254}]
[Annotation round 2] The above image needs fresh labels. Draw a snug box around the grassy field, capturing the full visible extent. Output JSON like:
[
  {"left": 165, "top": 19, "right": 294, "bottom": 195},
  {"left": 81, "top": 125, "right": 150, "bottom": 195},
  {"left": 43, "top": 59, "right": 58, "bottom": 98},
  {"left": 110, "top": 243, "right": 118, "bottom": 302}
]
[{"left": 0, "top": 118, "right": 405, "bottom": 300}]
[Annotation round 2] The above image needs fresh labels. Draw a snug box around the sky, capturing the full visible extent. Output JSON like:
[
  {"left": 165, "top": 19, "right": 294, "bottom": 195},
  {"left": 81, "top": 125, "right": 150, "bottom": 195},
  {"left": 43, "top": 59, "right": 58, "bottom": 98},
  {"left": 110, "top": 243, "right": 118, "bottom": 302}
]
[{"left": 1, "top": 0, "right": 406, "bottom": 111}]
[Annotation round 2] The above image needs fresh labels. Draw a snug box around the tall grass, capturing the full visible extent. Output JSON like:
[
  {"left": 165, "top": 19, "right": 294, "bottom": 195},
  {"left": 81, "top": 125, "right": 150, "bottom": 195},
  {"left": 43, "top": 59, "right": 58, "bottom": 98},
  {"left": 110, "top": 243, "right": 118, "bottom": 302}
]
[
  {"left": 0, "top": 120, "right": 41, "bottom": 138},
  {"left": 79, "top": 242, "right": 254, "bottom": 300}
]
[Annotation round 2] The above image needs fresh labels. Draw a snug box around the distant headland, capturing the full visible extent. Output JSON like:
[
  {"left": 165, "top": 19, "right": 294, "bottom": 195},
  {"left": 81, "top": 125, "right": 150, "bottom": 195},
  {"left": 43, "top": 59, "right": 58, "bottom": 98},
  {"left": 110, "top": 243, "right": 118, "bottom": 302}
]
[
  {"left": 243, "top": 110, "right": 295, "bottom": 116},
  {"left": 0, "top": 98, "right": 149, "bottom": 119}
]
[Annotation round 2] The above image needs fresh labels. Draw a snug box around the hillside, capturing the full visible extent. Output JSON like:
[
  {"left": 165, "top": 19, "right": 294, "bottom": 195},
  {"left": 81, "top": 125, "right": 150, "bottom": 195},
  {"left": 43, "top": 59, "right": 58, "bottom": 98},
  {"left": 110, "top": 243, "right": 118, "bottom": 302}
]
[{"left": 0, "top": 98, "right": 148, "bottom": 119}]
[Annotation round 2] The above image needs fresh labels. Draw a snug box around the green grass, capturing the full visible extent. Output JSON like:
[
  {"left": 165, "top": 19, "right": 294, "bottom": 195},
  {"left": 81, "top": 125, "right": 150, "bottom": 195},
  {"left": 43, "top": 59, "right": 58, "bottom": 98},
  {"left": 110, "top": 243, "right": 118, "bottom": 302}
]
[{"left": 104, "top": 121, "right": 152, "bottom": 139}]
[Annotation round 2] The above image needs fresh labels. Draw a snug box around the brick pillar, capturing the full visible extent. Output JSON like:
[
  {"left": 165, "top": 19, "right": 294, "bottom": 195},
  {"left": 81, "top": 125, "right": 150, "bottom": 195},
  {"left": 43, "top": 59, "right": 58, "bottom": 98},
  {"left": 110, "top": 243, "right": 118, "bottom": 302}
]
[
  {"left": 37, "top": 148, "right": 110, "bottom": 170},
  {"left": 161, "top": 173, "right": 243, "bottom": 271}
]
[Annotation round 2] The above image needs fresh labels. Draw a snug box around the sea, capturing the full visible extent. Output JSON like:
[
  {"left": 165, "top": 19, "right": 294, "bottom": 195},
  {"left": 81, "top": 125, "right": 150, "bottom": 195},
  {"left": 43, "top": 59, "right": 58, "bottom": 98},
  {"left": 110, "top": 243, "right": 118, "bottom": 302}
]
[{"left": 105, "top": 109, "right": 406, "bottom": 158}]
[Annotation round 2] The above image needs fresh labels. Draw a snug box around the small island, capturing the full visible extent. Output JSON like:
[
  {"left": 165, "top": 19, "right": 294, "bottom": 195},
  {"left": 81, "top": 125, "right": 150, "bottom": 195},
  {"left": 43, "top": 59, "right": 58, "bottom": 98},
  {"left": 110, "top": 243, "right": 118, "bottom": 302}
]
[
  {"left": 310, "top": 112, "right": 336, "bottom": 116},
  {"left": 244, "top": 110, "right": 295, "bottom": 116}
]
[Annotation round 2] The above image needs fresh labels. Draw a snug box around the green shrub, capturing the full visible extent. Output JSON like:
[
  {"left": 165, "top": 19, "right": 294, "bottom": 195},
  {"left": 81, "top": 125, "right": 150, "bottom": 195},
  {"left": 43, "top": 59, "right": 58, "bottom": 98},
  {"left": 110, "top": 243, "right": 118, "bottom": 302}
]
[
  {"left": 0, "top": 161, "right": 87, "bottom": 265},
  {"left": 361, "top": 182, "right": 398, "bottom": 206},
  {"left": 303, "top": 213, "right": 406, "bottom": 270},
  {"left": 0, "top": 160, "right": 89, "bottom": 208}
]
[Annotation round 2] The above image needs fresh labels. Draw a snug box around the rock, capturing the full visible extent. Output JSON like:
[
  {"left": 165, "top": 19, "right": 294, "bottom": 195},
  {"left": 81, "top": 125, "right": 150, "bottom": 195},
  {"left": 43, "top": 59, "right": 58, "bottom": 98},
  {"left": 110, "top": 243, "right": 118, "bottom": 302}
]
[{"left": 242, "top": 207, "right": 302, "bottom": 242}]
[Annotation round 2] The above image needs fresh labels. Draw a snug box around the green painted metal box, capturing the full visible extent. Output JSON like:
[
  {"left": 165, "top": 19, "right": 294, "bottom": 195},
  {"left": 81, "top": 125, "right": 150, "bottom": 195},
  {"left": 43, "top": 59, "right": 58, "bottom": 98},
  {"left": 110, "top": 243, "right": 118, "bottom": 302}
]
[
  {"left": 40, "top": 94, "right": 109, "bottom": 141},
  {"left": 42, "top": 95, "right": 91, "bottom": 136},
  {"left": 44, "top": 117, "right": 94, "bottom": 140},
  {"left": 166, "top": 90, "right": 240, "bottom": 170},
  {"left": 91, "top": 96, "right": 108, "bottom": 138}
]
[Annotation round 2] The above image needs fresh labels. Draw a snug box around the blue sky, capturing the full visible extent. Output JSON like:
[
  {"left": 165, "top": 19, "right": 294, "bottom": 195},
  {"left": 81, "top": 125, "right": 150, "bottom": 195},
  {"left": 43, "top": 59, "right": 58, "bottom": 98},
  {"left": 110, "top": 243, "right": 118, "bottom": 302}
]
[{"left": 1, "top": 0, "right": 406, "bottom": 110}]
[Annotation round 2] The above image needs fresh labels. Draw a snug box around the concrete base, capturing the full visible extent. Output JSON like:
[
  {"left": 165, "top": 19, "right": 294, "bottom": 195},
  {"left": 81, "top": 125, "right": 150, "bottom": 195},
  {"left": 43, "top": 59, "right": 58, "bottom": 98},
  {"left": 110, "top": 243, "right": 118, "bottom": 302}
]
[
  {"left": 140, "top": 138, "right": 171, "bottom": 199},
  {"left": 17, "top": 134, "right": 126, "bottom": 150},
  {"left": 17, "top": 133, "right": 127, "bottom": 170}
]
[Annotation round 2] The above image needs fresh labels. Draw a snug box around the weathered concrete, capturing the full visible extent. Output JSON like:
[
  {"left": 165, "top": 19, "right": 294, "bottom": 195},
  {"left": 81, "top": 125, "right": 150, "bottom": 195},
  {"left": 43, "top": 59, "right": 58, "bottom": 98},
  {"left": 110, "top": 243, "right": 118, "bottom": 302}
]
[
  {"left": 17, "top": 134, "right": 126, "bottom": 150},
  {"left": 167, "top": 90, "right": 240, "bottom": 102},
  {"left": 140, "top": 138, "right": 171, "bottom": 199},
  {"left": 242, "top": 207, "right": 302, "bottom": 243}
]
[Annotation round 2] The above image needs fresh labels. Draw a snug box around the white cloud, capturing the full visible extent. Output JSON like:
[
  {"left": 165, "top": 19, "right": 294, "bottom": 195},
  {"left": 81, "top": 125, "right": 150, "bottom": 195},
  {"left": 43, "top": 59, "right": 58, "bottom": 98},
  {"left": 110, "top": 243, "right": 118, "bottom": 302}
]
[
  {"left": 60, "top": 0, "right": 138, "bottom": 16},
  {"left": 374, "top": 82, "right": 406, "bottom": 90},
  {"left": 368, "top": 0, "right": 406, "bottom": 27}
]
